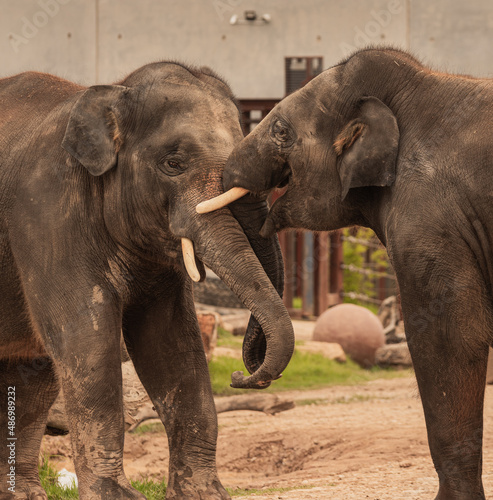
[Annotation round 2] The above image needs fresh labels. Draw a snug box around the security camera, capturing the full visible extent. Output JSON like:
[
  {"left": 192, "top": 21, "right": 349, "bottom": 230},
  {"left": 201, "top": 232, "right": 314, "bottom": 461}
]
[
  {"left": 229, "top": 14, "right": 238, "bottom": 25},
  {"left": 244, "top": 10, "right": 257, "bottom": 21},
  {"left": 261, "top": 13, "right": 272, "bottom": 23}
]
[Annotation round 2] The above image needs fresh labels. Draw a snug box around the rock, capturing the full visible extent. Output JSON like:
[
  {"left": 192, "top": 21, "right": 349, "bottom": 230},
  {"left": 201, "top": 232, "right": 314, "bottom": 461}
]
[
  {"left": 122, "top": 360, "right": 151, "bottom": 428},
  {"left": 387, "top": 323, "right": 406, "bottom": 344},
  {"left": 375, "top": 342, "right": 413, "bottom": 368},
  {"left": 220, "top": 312, "right": 250, "bottom": 337},
  {"left": 193, "top": 269, "right": 246, "bottom": 309},
  {"left": 45, "top": 395, "right": 69, "bottom": 435},
  {"left": 296, "top": 341, "right": 346, "bottom": 363},
  {"left": 195, "top": 302, "right": 250, "bottom": 336},
  {"left": 313, "top": 304, "right": 385, "bottom": 367},
  {"left": 378, "top": 295, "right": 406, "bottom": 344},
  {"left": 197, "top": 312, "right": 219, "bottom": 361}
]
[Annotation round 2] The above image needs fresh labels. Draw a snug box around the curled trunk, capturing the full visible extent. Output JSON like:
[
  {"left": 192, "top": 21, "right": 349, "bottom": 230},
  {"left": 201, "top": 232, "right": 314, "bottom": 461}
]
[
  {"left": 194, "top": 211, "right": 293, "bottom": 389},
  {"left": 227, "top": 195, "right": 285, "bottom": 376}
]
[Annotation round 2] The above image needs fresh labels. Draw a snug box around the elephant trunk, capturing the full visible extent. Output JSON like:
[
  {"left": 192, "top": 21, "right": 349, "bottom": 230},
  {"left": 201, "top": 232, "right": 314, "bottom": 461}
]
[
  {"left": 193, "top": 211, "right": 294, "bottom": 389},
  {"left": 227, "top": 194, "right": 285, "bottom": 375}
]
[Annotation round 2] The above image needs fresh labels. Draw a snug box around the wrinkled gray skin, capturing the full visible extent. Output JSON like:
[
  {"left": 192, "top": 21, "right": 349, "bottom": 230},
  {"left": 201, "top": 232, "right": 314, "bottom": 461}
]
[
  {"left": 0, "top": 63, "right": 293, "bottom": 499},
  {"left": 222, "top": 47, "right": 493, "bottom": 500}
]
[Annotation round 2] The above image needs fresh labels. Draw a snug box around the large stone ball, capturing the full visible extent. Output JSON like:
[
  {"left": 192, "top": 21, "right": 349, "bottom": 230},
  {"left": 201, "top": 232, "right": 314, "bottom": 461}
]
[{"left": 313, "top": 304, "right": 385, "bottom": 367}]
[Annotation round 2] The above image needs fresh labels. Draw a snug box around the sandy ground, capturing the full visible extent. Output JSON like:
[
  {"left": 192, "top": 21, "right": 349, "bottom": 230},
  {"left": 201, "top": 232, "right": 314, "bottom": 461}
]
[{"left": 41, "top": 376, "right": 493, "bottom": 499}]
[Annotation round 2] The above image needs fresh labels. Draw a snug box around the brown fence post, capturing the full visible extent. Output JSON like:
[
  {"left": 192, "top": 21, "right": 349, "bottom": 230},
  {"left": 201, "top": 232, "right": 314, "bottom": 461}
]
[
  {"left": 329, "top": 230, "right": 343, "bottom": 305},
  {"left": 301, "top": 232, "right": 314, "bottom": 318},
  {"left": 279, "top": 231, "right": 294, "bottom": 312},
  {"left": 314, "top": 232, "right": 329, "bottom": 316}
]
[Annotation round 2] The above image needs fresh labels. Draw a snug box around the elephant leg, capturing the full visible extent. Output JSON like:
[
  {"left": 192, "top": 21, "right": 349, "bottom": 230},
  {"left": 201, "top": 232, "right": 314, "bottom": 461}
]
[
  {"left": 398, "top": 263, "right": 490, "bottom": 500},
  {"left": 0, "top": 356, "right": 58, "bottom": 500},
  {"left": 28, "top": 295, "right": 145, "bottom": 500},
  {"left": 123, "top": 274, "right": 229, "bottom": 500}
]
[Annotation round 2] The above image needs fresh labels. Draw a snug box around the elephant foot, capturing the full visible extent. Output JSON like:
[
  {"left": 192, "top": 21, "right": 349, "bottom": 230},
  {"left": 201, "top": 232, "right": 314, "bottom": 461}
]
[
  {"left": 0, "top": 481, "right": 48, "bottom": 500},
  {"left": 0, "top": 488, "right": 47, "bottom": 500},
  {"left": 78, "top": 476, "right": 146, "bottom": 500},
  {"left": 434, "top": 483, "right": 485, "bottom": 500},
  {"left": 166, "top": 476, "right": 230, "bottom": 500},
  {"left": 435, "top": 493, "right": 485, "bottom": 500}
]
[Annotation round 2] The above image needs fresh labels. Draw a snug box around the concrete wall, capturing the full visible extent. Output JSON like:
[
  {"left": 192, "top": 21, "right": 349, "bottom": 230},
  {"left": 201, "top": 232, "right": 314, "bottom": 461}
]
[
  {"left": 0, "top": 0, "right": 96, "bottom": 84},
  {"left": 1, "top": 0, "right": 493, "bottom": 96},
  {"left": 410, "top": 0, "right": 493, "bottom": 76}
]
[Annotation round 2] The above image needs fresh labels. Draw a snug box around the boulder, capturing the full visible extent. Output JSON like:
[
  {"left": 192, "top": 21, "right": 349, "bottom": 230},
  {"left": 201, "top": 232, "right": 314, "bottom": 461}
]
[
  {"left": 296, "top": 341, "right": 346, "bottom": 363},
  {"left": 375, "top": 342, "right": 413, "bottom": 368},
  {"left": 378, "top": 295, "right": 406, "bottom": 344},
  {"left": 193, "top": 269, "right": 246, "bottom": 309},
  {"left": 220, "top": 312, "right": 250, "bottom": 337},
  {"left": 313, "top": 304, "right": 385, "bottom": 367}
]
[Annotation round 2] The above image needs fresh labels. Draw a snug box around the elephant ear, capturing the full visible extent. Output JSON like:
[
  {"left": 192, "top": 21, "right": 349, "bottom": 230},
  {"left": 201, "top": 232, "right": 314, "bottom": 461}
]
[
  {"left": 334, "top": 96, "right": 399, "bottom": 201},
  {"left": 62, "top": 85, "right": 128, "bottom": 176}
]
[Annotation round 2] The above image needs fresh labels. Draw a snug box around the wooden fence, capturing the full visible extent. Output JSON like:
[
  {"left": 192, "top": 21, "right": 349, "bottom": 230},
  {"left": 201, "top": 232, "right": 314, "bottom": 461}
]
[{"left": 279, "top": 229, "right": 397, "bottom": 318}]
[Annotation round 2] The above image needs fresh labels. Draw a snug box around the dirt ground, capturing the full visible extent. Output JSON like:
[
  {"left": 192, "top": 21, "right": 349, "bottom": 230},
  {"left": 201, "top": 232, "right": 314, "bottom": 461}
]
[{"left": 41, "top": 376, "right": 493, "bottom": 499}]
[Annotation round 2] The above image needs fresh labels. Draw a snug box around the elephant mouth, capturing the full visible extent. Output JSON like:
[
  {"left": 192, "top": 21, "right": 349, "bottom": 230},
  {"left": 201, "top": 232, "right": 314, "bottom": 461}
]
[
  {"left": 196, "top": 163, "right": 291, "bottom": 214},
  {"left": 276, "top": 163, "right": 291, "bottom": 189},
  {"left": 271, "top": 164, "right": 291, "bottom": 200}
]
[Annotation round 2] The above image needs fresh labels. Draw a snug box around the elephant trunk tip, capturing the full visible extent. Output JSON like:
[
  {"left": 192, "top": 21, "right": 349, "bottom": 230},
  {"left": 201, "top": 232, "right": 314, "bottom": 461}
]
[{"left": 230, "top": 370, "right": 284, "bottom": 390}]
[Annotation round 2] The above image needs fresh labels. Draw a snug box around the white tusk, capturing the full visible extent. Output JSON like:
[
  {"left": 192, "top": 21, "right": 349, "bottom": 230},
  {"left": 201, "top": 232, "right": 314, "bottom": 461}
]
[
  {"left": 196, "top": 187, "right": 250, "bottom": 214},
  {"left": 181, "top": 238, "right": 201, "bottom": 282}
]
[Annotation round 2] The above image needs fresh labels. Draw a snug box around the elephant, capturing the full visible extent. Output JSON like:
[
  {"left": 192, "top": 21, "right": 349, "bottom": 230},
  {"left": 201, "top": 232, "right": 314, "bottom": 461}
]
[
  {"left": 0, "top": 62, "right": 294, "bottom": 500},
  {"left": 200, "top": 47, "right": 493, "bottom": 499}
]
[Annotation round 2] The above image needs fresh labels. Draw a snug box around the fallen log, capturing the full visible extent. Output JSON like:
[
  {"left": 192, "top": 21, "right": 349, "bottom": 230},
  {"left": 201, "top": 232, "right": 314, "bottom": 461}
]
[
  {"left": 126, "top": 394, "right": 295, "bottom": 433},
  {"left": 215, "top": 393, "right": 295, "bottom": 415}
]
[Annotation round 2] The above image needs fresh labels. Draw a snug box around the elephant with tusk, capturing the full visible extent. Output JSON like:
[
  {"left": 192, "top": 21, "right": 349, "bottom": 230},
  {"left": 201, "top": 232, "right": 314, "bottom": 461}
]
[
  {"left": 0, "top": 62, "right": 294, "bottom": 500},
  {"left": 200, "top": 47, "right": 493, "bottom": 499}
]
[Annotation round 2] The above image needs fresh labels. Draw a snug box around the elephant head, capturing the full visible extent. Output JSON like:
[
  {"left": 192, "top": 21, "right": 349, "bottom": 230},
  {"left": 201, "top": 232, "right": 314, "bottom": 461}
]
[
  {"left": 61, "top": 62, "right": 294, "bottom": 389},
  {"left": 199, "top": 49, "right": 402, "bottom": 242}
]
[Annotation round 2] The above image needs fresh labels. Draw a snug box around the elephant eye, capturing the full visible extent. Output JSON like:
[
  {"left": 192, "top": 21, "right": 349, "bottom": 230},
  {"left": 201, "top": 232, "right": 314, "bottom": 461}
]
[
  {"left": 167, "top": 160, "right": 181, "bottom": 170},
  {"left": 273, "top": 120, "right": 292, "bottom": 144},
  {"left": 160, "top": 157, "right": 186, "bottom": 176}
]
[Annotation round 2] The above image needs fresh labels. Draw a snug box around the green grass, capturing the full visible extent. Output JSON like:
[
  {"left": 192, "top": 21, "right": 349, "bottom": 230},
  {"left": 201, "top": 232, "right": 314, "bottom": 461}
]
[
  {"left": 39, "top": 457, "right": 321, "bottom": 500},
  {"left": 39, "top": 457, "right": 167, "bottom": 499},
  {"left": 132, "top": 422, "right": 165, "bottom": 435},
  {"left": 39, "top": 458, "right": 78, "bottom": 499},
  {"left": 216, "top": 326, "right": 243, "bottom": 349},
  {"left": 130, "top": 478, "right": 167, "bottom": 499},
  {"left": 209, "top": 350, "right": 411, "bottom": 396},
  {"left": 292, "top": 296, "right": 302, "bottom": 309}
]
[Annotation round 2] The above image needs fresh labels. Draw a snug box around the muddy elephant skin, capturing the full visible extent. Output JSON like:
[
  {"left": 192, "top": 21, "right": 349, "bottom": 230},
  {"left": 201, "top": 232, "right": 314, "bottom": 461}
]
[
  {"left": 0, "top": 63, "right": 294, "bottom": 499},
  {"left": 218, "top": 48, "right": 493, "bottom": 499}
]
